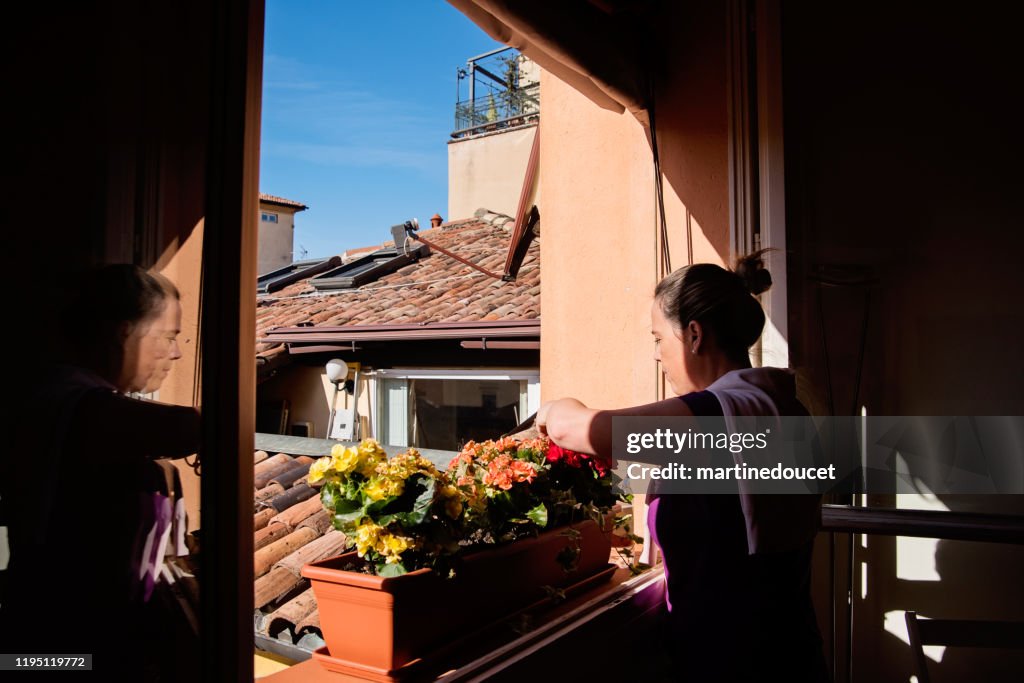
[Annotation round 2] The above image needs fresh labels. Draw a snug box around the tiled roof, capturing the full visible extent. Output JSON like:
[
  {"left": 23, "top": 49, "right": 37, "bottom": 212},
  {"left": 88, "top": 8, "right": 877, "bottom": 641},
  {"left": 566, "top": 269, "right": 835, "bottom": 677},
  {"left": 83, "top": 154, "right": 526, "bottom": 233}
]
[
  {"left": 255, "top": 213, "right": 539, "bottom": 359},
  {"left": 253, "top": 450, "right": 339, "bottom": 651},
  {"left": 259, "top": 193, "right": 308, "bottom": 211}
]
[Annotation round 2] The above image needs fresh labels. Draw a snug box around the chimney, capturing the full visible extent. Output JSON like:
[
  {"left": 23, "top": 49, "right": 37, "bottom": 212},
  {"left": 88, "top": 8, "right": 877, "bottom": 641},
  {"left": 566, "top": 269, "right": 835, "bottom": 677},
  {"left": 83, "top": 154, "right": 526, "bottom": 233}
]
[{"left": 430, "top": 213, "right": 444, "bottom": 228}]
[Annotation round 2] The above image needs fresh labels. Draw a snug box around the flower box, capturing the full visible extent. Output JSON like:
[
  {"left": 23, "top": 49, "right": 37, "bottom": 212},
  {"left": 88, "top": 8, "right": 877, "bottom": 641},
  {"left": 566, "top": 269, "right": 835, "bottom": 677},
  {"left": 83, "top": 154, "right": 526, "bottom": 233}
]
[{"left": 301, "top": 517, "right": 613, "bottom": 679}]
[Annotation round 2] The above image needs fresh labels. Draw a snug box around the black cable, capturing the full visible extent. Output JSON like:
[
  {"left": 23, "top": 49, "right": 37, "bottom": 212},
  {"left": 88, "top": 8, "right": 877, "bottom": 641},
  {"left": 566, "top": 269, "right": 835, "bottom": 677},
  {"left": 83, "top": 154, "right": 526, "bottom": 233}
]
[
  {"left": 648, "top": 91, "right": 674, "bottom": 274},
  {"left": 185, "top": 245, "right": 205, "bottom": 477}
]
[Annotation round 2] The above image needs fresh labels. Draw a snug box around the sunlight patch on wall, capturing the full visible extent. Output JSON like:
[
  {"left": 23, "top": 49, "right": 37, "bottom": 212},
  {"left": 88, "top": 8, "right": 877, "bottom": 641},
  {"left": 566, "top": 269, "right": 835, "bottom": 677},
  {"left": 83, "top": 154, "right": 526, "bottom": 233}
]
[
  {"left": 884, "top": 610, "right": 945, "bottom": 663},
  {"left": 895, "top": 459, "right": 948, "bottom": 581}
]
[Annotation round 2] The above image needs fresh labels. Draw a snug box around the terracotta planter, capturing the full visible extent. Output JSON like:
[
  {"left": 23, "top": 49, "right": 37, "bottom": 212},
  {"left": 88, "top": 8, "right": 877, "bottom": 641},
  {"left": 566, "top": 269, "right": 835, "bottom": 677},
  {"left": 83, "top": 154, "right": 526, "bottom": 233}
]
[{"left": 301, "top": 518, "right": 613, "bottom": 678}]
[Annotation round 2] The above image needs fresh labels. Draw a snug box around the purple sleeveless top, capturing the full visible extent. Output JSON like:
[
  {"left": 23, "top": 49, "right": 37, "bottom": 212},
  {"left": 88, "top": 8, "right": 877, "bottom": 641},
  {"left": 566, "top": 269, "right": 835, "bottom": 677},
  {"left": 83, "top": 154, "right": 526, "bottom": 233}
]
[{"left": 647, "top": 390, "right": 828, "bottom": 680}]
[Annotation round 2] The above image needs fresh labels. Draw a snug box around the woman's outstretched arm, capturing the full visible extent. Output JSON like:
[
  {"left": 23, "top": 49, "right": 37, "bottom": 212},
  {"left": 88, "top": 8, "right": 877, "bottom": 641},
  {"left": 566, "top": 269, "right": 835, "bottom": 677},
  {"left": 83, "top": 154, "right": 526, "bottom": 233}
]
[{"left": 537, "top": 396, "right": 694, "bottom": 457}]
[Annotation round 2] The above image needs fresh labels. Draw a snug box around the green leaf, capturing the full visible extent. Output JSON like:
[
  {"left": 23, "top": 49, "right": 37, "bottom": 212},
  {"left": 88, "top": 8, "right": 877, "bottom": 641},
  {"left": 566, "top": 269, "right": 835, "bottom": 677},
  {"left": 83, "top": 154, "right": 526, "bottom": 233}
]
[
  {"left": 526, "top": 503, "right": 549, "bottom": 528},
  {"left": 364, "top": 496, "right": 394, "bottom": 515},
  {"left": 376, "top": 511, "right": 407, "bottom": 527},
  {"left": 331, "top": 498, "right": 366, "bottom": 529},
  {"left": 405, "top": 475, "right": 437, "bottom": 526},
  {"left": 319, "top": 483, "right": 341, "bottom": 512},
  {"left": 341, "top": 478, "right": 361, "bottom": 500},
  {"left": 377, "top": 562, "right": 407, "bottom": 577}
]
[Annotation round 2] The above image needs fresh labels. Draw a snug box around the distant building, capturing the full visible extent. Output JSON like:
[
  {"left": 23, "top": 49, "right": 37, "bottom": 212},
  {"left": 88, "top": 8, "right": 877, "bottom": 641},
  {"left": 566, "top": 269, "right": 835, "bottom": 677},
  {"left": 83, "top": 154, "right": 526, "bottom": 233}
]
[
  {"left": 448, "top": 49, "right": 540, "bottom": 220},
  {"left": 258, "top": 193, "right": 308, "bottom": 276}
]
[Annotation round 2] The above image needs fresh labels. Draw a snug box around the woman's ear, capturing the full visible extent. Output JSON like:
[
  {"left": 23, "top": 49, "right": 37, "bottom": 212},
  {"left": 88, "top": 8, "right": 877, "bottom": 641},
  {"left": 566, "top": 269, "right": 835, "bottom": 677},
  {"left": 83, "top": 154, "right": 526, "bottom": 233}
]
[
  {"left": 118, "top": 321, "right": 135, "bottom": 341},
  {"left": 687, "top": 320, "right": 703, "bottom": 354}
]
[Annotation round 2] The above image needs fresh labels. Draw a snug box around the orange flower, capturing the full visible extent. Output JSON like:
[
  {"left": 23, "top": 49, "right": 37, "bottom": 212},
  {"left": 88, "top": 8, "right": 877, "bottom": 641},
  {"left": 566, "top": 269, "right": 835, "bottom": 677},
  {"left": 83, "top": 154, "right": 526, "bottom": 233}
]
[
  {"left": 493, "top": 436, "right": 518, "bottom": 453},
  {"left": 509, "top": 459, "right": 537, "bottom": 484},
  {"left": 482, "top": 455, "right": 536, "bottom": 490}
]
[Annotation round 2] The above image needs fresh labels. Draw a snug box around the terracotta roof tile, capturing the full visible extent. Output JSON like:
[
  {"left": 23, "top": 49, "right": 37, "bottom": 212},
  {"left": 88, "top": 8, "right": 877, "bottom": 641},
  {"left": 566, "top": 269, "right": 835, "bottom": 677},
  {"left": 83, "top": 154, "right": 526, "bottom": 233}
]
[
  {"left": 252, "top": 448, "right": 351, "bottom": 641},
  {"left": 259, "top": 193, "right": 308, "bottom": 210},
  {"left": 255, "top": 216, "right": 539, "bottom": 355}
]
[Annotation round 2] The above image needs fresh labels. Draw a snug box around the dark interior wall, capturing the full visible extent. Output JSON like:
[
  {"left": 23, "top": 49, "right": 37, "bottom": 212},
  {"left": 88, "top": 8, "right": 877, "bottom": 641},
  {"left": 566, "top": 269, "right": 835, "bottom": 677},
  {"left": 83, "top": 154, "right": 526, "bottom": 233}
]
[
  {"left": 6, "top": 1, "right": 211, "bottom": 368},
  {"left": 782, "top": 1, "right": 1024, "bottom": 418},
  {"left": 782, "top": 4, "right": 1024, "bottom": 681}
]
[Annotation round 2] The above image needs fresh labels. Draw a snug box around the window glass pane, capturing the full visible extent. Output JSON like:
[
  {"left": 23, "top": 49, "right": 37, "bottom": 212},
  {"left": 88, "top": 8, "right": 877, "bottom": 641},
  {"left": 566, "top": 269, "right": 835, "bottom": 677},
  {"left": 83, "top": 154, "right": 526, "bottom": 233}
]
[
  {"left": 381, "top": 378, "right": 410, "bottom": 447},
  {"left": 411, "top": 379, "right": 525, "bottom": 451}
]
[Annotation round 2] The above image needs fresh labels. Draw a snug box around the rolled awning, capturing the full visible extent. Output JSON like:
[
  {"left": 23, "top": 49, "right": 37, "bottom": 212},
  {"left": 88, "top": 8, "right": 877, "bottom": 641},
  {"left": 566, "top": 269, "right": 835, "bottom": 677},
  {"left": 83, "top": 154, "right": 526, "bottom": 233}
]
[{"left": 447, "top": 0, "right": 650, "bottom": 117}]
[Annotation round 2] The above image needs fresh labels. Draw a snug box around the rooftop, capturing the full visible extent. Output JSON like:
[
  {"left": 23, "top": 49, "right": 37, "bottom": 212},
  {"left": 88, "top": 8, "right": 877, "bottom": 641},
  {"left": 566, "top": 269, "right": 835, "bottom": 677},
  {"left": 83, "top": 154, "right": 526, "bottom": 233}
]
[
  {"left": 259, "top": 193, "right": 309, "bottom": 211},
  {"left": 255, "top": 212, "right": 540, "bottom": 363}
]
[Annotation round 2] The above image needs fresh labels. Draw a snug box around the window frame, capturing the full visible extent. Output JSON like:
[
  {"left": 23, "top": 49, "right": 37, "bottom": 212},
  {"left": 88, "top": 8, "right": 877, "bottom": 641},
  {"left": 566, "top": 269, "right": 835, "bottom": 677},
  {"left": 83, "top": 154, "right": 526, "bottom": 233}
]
[{"left": 372, "top": 368, "right": 540, "bottom": 448}]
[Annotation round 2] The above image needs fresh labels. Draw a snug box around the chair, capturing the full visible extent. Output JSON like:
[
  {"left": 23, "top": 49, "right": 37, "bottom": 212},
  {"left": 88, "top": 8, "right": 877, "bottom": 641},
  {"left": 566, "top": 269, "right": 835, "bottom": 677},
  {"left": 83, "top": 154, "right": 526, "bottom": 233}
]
[{"left": 905, "top": 610, "right": 1024, "bottom": 683}]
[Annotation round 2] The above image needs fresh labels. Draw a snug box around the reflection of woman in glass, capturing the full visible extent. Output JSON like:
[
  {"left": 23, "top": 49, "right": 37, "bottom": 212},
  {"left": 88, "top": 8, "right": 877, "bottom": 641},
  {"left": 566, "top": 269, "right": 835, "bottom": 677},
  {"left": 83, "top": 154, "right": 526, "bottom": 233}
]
[
  {"left": 538, "top": 252, "right": 828, "bottom": 681},
  {"left": 2, "top": 264, "right": 201, "bottom": 679}
]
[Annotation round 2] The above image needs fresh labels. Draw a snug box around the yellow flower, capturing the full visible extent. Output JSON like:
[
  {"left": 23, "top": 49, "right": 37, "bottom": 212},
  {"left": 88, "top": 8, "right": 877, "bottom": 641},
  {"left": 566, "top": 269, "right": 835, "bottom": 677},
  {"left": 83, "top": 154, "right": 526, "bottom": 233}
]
[
  {"left": 383, "top": 477, "right": 405, "bottom": 498},
  {"left": 364, "top": 478, "right": 389, "bottom": 501},
  {"left": 307, "top": 456, "right": 332, "bottom": 484},
  {"left": 353, "top": 520, "right": 382, "bottom": 557},
  {"left": 444, "top": 497, "right": 463, "bottom": 520},
  {"left": 358, "top": 438, "right": 385, "bottom": 458},
  {"left": 378, "top": 532, "right": 411, "bottom": 564},
  {"left": 356, "top": 444, "right": 385, "bottom": 477},
  {"left": 330, "top": 445, "right": 360, "bottom": 474}
]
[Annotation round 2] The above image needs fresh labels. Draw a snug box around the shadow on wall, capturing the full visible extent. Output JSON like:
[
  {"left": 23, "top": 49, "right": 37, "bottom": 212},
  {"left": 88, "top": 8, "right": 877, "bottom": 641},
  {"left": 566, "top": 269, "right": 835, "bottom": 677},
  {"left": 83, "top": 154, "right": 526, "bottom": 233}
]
[{"left": 648, "top": 0, "right": 733, "bottom": 266}]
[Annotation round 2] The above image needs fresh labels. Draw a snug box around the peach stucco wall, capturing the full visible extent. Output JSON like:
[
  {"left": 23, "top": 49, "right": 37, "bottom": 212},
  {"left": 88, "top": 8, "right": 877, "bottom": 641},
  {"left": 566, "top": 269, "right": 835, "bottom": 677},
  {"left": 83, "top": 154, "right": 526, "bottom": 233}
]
[
  {"left": 538, "top": 0, "right": 730, "bottom": 410},
  {"left": 448, "top": 124, "right": 537, "bottom": 221},
  {"left": 538, "top": 74, "right": 659, "bottom": 408}
]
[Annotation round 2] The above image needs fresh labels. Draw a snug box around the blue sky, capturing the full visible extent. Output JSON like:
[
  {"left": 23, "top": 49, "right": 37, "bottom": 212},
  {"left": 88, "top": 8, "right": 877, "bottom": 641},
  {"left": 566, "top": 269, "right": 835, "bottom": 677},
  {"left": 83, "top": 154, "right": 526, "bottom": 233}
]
[{"left": 260, "top": 0, "right": 502, "bottom": 260}]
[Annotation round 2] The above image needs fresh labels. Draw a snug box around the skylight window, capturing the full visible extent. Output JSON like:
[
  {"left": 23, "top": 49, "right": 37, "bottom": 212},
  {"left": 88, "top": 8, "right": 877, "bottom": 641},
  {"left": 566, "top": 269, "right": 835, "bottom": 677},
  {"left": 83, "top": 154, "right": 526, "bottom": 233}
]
[
  {"left": 257, "top": 256, "right": 341, "bottom": 295},
  {"left": 309, "top": 244, "right": 429, "bottom": 291}
]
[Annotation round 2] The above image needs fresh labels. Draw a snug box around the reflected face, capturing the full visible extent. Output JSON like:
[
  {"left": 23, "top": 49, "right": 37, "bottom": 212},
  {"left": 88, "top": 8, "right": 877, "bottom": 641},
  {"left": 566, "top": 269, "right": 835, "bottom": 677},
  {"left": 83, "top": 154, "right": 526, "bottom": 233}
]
[
  {"left": 651, "top": 300, "right": 694, "bottom": 396},
  {"left": 120, "top": 297, "right": 183, "bottom": 394}
]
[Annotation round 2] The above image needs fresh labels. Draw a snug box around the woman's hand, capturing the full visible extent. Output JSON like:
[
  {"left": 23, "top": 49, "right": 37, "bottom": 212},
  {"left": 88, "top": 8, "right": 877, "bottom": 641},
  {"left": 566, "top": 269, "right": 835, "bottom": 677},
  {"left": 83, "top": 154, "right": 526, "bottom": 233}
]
[{"left": 536, "top": 400, "right": 557, "bottom": 436}]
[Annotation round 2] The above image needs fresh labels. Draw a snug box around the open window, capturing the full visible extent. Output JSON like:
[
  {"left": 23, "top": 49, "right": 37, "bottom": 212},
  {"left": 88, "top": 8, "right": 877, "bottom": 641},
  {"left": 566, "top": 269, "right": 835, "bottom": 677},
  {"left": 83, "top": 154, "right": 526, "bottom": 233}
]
[{"left": 375, "top": 369, "right": 539, "bottom": 450}]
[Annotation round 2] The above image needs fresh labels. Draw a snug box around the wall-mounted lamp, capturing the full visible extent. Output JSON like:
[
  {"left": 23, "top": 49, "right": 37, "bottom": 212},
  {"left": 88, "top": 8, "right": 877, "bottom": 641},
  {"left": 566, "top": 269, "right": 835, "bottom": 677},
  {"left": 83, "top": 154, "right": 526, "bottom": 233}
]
[
  {"left": 325, "top": 358, "right": 360, "bottom": 441},
  {"left": 326, "top": 358, "right": 354, "bottom": 394}
]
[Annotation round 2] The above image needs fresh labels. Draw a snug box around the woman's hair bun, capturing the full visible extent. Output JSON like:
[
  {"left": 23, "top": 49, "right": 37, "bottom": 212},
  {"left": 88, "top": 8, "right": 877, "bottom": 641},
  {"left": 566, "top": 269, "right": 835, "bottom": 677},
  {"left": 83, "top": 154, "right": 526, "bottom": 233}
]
[{"left": 734, "top": 249, "right": 773, "bottom": 296}]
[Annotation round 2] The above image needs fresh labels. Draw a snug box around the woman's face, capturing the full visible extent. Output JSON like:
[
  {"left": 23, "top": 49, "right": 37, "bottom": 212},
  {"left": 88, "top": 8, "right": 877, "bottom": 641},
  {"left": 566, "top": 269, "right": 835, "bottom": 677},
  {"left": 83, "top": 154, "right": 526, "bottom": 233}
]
[
  {"left": 119, "top": 297, "right": 183, "bottom": 394},
  {"left": 651, "top": 300, "right": 696, "bottom": 396}
]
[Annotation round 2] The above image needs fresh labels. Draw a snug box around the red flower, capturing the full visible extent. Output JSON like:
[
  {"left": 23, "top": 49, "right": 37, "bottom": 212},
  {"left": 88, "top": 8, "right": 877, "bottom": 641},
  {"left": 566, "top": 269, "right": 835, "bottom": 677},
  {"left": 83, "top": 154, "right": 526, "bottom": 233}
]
[
  {"left": 591, "top": 454, "right": 612, "bottom": 477},
  {"left": 547, "top": 443, "right": 611, "bottom": 477}
]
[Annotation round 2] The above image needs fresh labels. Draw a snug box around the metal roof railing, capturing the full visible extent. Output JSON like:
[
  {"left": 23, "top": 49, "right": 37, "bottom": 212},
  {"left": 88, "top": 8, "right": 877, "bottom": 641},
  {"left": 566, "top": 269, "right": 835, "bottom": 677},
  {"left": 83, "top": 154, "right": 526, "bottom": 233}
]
[{"left": 453, "top": 47, "right": 539, "bottom": 139}]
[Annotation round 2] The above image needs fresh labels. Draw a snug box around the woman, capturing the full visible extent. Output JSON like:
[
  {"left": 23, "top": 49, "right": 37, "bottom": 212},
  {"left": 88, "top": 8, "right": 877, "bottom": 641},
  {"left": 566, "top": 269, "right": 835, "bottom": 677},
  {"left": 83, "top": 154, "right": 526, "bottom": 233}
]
[
  {"left": 2, "top": 264, "right": 201, "bottom": 678},
  {"left": 537, "top": 252, "right": 829, "bottom": 682}
]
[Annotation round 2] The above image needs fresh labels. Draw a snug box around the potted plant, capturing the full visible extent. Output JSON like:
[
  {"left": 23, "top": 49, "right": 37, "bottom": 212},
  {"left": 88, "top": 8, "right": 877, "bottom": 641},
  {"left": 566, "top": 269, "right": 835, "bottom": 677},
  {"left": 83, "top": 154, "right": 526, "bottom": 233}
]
[{"left": 301, "top": 437, "right": 620, "bottom": 677}]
